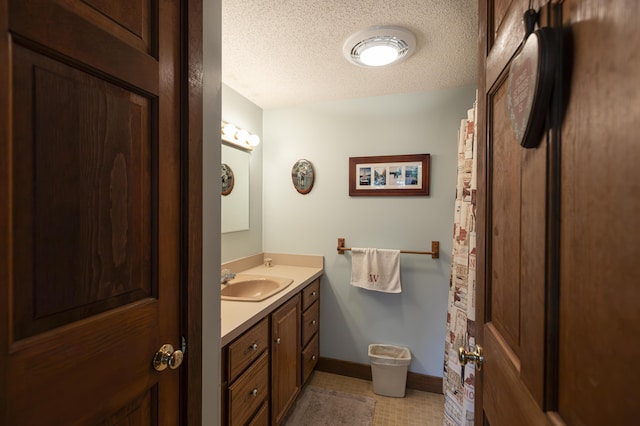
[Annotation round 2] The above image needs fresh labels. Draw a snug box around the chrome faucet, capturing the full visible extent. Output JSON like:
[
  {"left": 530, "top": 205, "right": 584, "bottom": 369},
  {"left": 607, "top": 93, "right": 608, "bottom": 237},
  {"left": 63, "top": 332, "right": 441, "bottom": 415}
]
[{"left": 221, "top": 269, "right": 236, "bottom": 284}]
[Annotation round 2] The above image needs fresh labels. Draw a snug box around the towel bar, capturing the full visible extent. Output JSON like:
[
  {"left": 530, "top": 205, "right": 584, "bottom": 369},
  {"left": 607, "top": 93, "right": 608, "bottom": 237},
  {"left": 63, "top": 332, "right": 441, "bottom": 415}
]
[{"left": 336, "top": 238, "right": 439, "bottom": 259}]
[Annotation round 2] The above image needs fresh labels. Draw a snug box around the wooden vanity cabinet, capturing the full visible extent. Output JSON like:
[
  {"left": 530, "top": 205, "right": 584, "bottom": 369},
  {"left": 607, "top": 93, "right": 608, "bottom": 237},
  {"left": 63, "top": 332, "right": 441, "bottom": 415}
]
[
  {"left": 300, "top": 279, "right": 320, "bottom": 384},
  {"left": 271, "top": 294, "right": 301, "bottom": 425},
  {"left": 222, "top": 318, "right": 269, "bottom": 425},
  {"left": 221, "top": 276, "right": 322, "bottom": 425}
]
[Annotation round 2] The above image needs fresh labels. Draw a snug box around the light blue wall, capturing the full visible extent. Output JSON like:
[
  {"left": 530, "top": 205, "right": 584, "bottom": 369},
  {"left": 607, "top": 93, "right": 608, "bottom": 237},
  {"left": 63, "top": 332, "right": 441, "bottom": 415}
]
[
  {"left": 221, "top": 84, "right": 264, "bottom": 262},
  {"left": 219, "top": 85, "right": 476, "bottom": 377},
  {"left": 262, "top": 86, "right": 476, "bottom": 377}
]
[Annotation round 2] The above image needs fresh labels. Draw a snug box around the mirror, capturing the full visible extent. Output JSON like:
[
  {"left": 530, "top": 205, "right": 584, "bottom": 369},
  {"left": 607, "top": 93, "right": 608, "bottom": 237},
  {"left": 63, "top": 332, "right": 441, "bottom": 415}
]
[{"left": 221, "top": 144, "right": 249, "bottom": 233}]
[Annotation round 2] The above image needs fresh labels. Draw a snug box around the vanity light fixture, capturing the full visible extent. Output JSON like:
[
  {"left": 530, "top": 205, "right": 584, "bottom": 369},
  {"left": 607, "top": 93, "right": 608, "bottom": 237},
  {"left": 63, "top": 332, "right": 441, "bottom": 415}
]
[
  {"left": 221, "top": 120, "right": 260, "bottom": 150},
  {"left": 343, "top": 25, "right": 417, "bottom": 67}
]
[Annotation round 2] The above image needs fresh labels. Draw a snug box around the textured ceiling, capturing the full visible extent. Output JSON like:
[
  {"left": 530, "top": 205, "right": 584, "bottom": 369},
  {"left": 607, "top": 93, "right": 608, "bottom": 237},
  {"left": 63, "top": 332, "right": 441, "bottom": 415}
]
[{"left": 222, "top": 0, "right": 478, "bottom": 109}]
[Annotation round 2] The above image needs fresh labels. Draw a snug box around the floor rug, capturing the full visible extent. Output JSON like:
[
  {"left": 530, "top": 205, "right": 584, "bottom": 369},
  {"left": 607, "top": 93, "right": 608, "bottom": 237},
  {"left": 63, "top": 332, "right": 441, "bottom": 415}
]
[{"left": 282, "top": 385, "right": 375, "bottom": 426}]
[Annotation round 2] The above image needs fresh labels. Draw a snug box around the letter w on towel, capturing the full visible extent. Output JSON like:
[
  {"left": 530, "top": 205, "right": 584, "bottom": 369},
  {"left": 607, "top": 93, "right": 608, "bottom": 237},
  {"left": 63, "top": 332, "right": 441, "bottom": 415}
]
[{"left": 350, "top": 248, "right": 402, "bottom": 293}]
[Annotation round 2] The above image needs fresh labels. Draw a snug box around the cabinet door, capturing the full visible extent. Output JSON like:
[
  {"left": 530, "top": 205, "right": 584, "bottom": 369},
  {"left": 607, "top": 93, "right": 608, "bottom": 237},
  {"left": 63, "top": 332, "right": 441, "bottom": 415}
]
[{"left": 271, "top": 294, "right": 301, "bottom": 424}]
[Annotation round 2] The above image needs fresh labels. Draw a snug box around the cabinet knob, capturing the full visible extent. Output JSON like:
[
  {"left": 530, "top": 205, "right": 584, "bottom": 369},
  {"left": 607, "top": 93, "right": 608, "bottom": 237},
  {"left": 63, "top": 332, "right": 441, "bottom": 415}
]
[
  {"left": 250, "top": 388, "right": 258, "bottom": 397},
  {"left": 275, "top": 338, "right": 281, "bottom": 344},
  {"left": 311, "top": 291, "right": 317, "bottom": 297},
  {"left": 249, "top": 343, "right": 259, "bottom": 351},
  {"left": 311, "top": 320, "right": 317, "bottom": 325},
  {"left": 311, "top": 355, "right": 316, "bottom": 361}
]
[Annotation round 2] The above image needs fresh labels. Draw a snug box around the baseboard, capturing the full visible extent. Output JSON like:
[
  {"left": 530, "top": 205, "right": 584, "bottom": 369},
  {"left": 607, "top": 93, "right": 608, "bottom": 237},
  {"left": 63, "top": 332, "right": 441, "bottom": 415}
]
[{"left": 316, "top": 357, "right": 443, "bottom": 395}]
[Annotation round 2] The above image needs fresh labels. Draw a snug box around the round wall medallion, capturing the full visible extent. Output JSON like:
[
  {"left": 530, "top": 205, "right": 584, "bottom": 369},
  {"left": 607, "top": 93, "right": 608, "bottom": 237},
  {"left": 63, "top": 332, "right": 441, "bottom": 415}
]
[
  {"left": 291, "top": 159, "right": 315, "bottom": 194},
  {"left": 507, "top": 27, "right": 556, "bottom": 148},
  {"left": 221, "top": 163, "right": 234, "bottom": 196}
]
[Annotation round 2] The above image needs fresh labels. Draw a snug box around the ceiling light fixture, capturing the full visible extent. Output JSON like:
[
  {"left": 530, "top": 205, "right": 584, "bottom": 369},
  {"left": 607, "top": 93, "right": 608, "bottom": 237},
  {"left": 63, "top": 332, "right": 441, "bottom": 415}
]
[
  {"left": 221, "top": 120, "right": 260, "bottom": 150},
  {"left": 344, "top": 25, "right": 417, "bottom": 68}
]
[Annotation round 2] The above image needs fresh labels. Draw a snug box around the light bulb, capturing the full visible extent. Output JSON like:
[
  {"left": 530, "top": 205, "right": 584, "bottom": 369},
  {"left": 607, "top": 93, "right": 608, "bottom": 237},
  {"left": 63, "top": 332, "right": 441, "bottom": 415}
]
[
  {"left": 235, "top": 129, "right": 249, "bottom": 144},
  {"left": 248, "top": 134, "right": 260, "bottom": 146},
  {"left": 359, "top": 45, "right": 399, "bottom": 67},
  {"left": 344, "top": 27, "right": 415, "bottom": 68},
  {"left": 222, "top": 123, "right": 237, "bottom": 138}
]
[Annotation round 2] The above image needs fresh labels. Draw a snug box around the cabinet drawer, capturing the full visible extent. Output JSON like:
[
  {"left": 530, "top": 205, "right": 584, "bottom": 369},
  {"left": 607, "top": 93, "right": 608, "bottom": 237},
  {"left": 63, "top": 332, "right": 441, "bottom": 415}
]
[
  {"left": 301, "top": 333, "right": 319, "bottom": 384},
  {"left": 228, "top": 351, "right": 269, "bottom": 426},
  {"left": 228, "top": 317, "right": 268, "bottom": 382},
  {"left": 302, "top": 279, "right": 320, "bottom": 311},
  {"left": 301, "top": 300, "right": 319, "bottom": 347},
  {"left": 247, "top": 402, "right": 268, "bottom": 426}
]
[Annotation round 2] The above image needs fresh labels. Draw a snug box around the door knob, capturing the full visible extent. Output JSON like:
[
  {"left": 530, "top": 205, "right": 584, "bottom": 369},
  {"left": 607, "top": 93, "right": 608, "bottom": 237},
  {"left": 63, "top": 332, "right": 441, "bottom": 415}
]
[
  {"left": 458, "top": 345, "right": 484, "bottom": 371},
  {"left": 153, "top": 344, "right": 184, "bottom": 371}
]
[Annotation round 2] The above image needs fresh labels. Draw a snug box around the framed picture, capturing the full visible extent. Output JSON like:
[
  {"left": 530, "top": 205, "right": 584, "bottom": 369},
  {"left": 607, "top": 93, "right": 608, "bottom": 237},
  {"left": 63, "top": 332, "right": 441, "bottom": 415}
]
[{"left": 349, "top": 154, "right": 430, "bottom": 196}]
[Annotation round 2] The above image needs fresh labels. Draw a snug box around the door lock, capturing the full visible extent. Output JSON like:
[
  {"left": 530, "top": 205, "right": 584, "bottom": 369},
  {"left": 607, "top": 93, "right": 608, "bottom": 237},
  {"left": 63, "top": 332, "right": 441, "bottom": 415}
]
[
  {"left": 153, "top": 344, "right": 184, "bottom": 371},
  {"left": 458, "top": 345, "right": 484, "bottom": 371}
]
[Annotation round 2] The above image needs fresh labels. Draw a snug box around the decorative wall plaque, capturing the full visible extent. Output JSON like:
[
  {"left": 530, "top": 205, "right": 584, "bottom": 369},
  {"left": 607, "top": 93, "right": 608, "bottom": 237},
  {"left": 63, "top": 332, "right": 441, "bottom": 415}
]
[
  {"left": 291, "top": 159, "right": 314, "bottom": 194},
  {"left": 507, "top": 12, "right": 557, "bottom": 149},
  {"left": 221, "top": 163, "right": 234, "bottom": 196}
]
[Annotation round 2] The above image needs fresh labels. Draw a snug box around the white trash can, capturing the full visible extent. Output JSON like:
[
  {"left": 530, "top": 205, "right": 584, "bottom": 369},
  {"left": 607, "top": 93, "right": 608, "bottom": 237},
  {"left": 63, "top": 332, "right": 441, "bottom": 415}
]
[{"left": 368, "top": 344, "right": 411, "bottom": 397}]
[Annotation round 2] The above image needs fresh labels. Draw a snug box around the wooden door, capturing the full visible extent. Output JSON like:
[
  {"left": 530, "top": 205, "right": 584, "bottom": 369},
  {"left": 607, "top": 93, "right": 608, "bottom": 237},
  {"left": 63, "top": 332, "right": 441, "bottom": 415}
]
[
  {"left": 0, "top": 0, "right": 203, "bottom": 424},
  {"left": 271, "top": 295, "right": 301, "bottom": 425},
  {"left": 477, "top": 0, "right": 640, "bottom": 424}
]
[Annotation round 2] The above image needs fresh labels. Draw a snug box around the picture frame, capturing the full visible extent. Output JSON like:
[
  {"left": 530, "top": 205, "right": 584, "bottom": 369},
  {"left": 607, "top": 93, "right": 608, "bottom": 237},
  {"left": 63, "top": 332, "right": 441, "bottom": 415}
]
[{"left": 349, "top": 154, "right": 430, "bottom": 196}]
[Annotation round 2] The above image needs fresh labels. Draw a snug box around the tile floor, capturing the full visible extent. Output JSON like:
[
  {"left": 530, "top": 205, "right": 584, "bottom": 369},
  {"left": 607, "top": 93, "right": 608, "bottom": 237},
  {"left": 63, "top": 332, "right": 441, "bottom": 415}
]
[{"left": 308, "top": 371, "right": 445, "bottom": 426}]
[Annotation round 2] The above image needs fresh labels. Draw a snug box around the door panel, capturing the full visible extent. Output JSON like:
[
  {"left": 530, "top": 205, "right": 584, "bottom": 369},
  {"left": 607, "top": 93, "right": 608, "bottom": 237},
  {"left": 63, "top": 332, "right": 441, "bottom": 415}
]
[
  {"left": 2, "top": 0, "right": 183, "bottom": 423},
  {"left": 483, "top": 325, "right": 548, "bottom": 425},
  {"left": 483, "top": 53, "right": 547, "bottom": 421},
  {"left": 518, "top": 124, "right": 546, "bottom": 407},
  {"left": 8, "top": 301, "right": 159, "bottom": 424},
  {"left": 479, "top": 1, "right": 555, "bottom": 423},
  {"left": 9, "top": 0, "right": 159, "bottom": 94},
  {"left": 492, "top": 0, "right": 516, "bottom": 43},
  {"left": 79, "top": 0, "right": 155, "bottom": 52},
  {"left": 485, "top": 63, "right": 547, "bottom": 410},
  {"left": 557, "top": 1, "right": 640, "bottom": 424},
  {"left": 488, "top": 77, "right": 522, "bottom": 355},
  {"left": 478, "top": 0, "right": 640, "bottom": 424},
  {"left": 486, "top": 3, "right": 525, "bottom": 92},
  {"left": 103, "top": 388, "right": 157, "bottom": 425},
  {"left": 12, "top": 44, "right": 154, "bottom": 340}
]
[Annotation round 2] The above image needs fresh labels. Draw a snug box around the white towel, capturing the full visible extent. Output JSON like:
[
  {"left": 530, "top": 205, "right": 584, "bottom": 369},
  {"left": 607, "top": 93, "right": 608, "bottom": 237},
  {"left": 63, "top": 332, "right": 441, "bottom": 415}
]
[{"left": 350, "top": 248, "right": 402, "bottom": 293}]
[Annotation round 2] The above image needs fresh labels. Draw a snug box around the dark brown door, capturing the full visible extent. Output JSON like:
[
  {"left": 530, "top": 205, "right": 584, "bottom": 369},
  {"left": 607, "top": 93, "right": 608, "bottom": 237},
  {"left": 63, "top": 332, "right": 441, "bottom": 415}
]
[
  {"left": 477, "top": 0, "right": 640, "bottom": 424},
  {"left": 0, "top": 0, "right": 199, "bottom": 424}
]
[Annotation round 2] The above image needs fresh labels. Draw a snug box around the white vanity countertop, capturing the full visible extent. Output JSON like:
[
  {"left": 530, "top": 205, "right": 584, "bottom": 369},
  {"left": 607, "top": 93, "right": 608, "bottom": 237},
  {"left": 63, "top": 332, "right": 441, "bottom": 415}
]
[{"left": 221, "top": 262, "right": 323, "bottom": 346}]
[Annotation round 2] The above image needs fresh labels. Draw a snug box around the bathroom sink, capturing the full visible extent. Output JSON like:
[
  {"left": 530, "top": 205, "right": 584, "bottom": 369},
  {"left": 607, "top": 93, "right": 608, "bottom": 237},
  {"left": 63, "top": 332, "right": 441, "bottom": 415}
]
[{"left": 221, "top": 274, "right": 293, "bottom": 301}]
